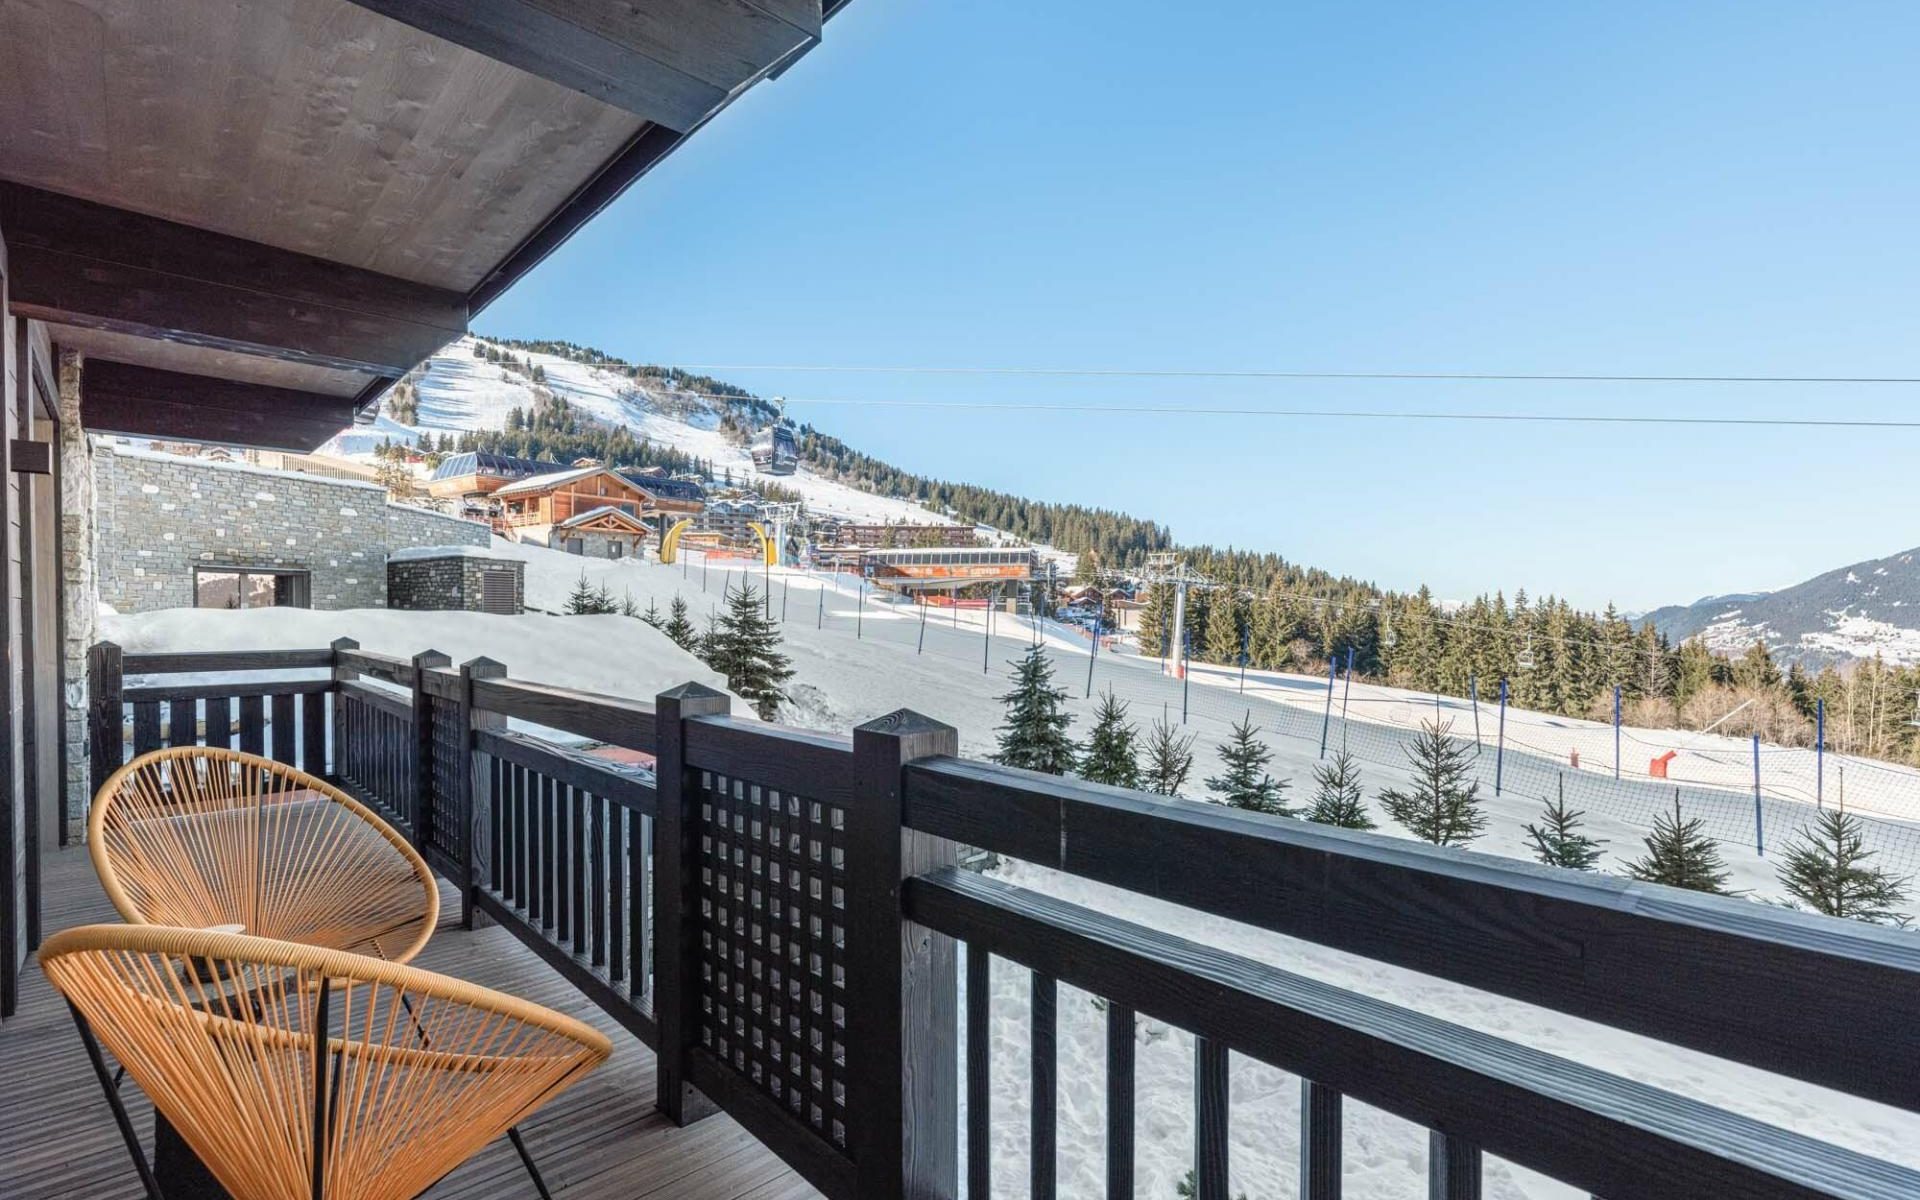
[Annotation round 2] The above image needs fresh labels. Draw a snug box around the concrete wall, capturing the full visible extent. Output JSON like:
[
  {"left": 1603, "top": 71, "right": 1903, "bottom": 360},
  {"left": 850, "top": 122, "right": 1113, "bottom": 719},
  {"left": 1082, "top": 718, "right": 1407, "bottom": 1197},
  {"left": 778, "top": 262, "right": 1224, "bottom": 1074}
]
[{"left": 96, "top": 446, "right": 488, "bottom": 613}]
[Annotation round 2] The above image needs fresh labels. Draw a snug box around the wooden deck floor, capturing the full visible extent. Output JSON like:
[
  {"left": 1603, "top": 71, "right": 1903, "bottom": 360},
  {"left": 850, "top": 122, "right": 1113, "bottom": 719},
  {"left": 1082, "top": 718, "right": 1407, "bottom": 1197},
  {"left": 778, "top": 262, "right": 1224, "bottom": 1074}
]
[{"left": 0, "top": 847, "right": 820, "bottom": 1200}]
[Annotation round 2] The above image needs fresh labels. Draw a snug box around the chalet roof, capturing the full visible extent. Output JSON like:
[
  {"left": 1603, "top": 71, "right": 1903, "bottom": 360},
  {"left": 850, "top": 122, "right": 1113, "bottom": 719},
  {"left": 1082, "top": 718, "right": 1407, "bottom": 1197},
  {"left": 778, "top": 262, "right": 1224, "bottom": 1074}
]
[
  {"left": 625, "top": 474, "right": 707, "bottom": 503},
  {"left": 493, "top": 465, "right": 633, "bottom": 498},
  {"left": 557, "top": 505, "right": 651, "bottom": 532},
  {"left": 429, "top": 452, "right": 561, "bottom": 483},
  {"left": 3, "top": 0, "right": 855, "bottom": 451}
]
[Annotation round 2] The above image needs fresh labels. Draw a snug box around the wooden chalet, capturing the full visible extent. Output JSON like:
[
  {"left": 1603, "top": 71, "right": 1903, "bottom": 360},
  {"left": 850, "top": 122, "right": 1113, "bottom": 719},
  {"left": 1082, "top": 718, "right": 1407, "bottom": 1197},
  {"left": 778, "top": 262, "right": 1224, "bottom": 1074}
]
[
  {"left": 494, "top": 465, "right": 659, "bottom": 557},
  {"left": 7, "top": 7, "right": 1920, "bottom": 1200},
  {"left": 427, "top": 451, "right": 566, "bottom": 503}
]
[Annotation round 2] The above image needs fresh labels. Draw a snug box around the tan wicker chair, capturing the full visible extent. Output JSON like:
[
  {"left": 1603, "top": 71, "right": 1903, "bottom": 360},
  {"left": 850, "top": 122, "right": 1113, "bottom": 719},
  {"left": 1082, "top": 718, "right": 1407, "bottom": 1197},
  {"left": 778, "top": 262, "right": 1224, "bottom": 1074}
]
[
  {"left": 42, "top": 923, "right": 611, "bottom": 1200},
  {"left": 89, "top": 746, "right": 438, "bottom": 964}
]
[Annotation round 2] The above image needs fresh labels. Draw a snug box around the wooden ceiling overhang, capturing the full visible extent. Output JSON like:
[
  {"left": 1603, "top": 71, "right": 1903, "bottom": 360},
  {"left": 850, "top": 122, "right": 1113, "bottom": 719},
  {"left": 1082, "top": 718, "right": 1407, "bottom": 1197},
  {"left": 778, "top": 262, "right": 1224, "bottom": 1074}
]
[{"left": 0, "top": 0, "right": 842, "bottom": 450}]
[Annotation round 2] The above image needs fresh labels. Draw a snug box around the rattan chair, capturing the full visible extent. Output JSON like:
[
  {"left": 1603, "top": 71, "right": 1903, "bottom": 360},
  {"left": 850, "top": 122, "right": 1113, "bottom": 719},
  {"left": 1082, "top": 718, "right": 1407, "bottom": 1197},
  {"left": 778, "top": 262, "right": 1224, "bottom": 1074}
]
[
  {"left": 42, "top": 923, "right": 611, "bottom": 1200},
  {"left": 89, "top": 746, "right": 438, "bottom": 964}
]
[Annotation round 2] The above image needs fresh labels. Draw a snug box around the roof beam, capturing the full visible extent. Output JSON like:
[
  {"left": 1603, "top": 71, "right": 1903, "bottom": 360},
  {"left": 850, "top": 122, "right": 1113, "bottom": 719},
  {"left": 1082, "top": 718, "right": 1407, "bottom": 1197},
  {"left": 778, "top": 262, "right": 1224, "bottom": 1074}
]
[
  {"left": 347, "top": 0, "right": 821, "bottom": 131},
  {"left": 80, "top": 360, "right": 358, "bottom": 453},
  {"left": 0, "top": 184, "right": 467, "bottom": 378}
]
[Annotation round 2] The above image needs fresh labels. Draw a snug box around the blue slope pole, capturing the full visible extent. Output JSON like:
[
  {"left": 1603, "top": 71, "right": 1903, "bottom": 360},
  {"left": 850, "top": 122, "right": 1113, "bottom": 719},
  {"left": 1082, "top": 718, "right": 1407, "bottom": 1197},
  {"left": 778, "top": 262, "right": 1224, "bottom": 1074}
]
[
  {"left": 1753, "top": 734, "right": 1764, "bottom": 856},
  {"left": 1495, "top": 679, "right": 1508, "bottom": 795},
  {"left": 1319, "top": 655, "right": 1337, "bottom": 758},
  {"left": 1471, "top": 674, "right": 1482, "bottom": 750},
  {"left": 1181, "top": 631, "right": 1192, "bottom": 723},
  {"left": 1613, "top": 685, "right": 1622, "bottom": 780},
  {"left": 1087, "top": 617, "right": 1099, "bottom": 698},
  {"left": 1816, "top": 698, "right": 1825, "bottom": 808}
]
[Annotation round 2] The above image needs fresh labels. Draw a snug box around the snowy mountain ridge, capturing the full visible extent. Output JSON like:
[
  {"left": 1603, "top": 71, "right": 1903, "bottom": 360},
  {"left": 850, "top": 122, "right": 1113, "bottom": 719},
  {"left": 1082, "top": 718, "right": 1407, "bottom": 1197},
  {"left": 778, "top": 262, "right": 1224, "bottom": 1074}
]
[{"left": 1643, "top": 549, "right": 1920, "bottom": 666}]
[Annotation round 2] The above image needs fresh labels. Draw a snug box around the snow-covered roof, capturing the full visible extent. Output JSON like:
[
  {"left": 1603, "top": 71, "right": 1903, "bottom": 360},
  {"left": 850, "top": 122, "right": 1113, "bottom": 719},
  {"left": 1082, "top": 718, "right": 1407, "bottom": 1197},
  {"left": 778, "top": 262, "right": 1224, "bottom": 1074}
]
[
  {"left": 429, "top": 451, "right": 559, "bottom": 482},
  {"left": 493, "top": 464, "right": 629, "bottom": 497},
  {"left": 388, "top": 545, "right": 514, "bottom": 563}
]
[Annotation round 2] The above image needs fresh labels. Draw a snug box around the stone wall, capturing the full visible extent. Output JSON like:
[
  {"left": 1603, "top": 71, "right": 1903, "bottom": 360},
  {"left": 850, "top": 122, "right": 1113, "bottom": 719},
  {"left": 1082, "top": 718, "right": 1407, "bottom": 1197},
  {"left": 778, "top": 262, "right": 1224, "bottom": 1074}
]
[
  {"left": 57, "top": 351, "right": 94, "bottom": 831},
  {"left": 388, "top": 552, "right": 524, "bottom": 613},
  {"left": 96, "top": 446, "right": 488, "bottom": 614}
]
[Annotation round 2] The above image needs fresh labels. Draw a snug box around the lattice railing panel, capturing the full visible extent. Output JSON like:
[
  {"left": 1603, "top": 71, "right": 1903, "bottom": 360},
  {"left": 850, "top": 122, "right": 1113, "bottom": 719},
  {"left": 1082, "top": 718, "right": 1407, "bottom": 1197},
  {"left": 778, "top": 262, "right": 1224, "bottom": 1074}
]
[{"left": 695, "top": 769, "right": 851, "bottom": 1153}]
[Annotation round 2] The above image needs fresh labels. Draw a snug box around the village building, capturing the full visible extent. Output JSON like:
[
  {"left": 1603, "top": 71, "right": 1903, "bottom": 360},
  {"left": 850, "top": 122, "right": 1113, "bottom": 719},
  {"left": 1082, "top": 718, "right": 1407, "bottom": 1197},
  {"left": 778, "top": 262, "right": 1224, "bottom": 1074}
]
[
  {"left": 426, "top": 451, "right": 563, "bottom": 509},
  {"left": 493, "top": 466, "right": 658, "bottom": 558}
]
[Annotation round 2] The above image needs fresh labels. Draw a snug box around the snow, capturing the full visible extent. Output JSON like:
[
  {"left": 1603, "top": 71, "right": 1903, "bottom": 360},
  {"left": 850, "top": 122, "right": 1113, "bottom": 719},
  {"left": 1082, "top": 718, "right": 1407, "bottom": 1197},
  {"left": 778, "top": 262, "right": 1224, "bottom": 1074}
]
[
  {"left": 387, "top": 544, "right": 504, "bottom": 562},
  {"left": 98, "top": 605, "right": 746, "bottom": 719},
  {"left": 102, "top": 533, "right": 1920, "bottom": 1197},
  {"left": 107, "top": 442, "right": 385, "bottom": 493}
]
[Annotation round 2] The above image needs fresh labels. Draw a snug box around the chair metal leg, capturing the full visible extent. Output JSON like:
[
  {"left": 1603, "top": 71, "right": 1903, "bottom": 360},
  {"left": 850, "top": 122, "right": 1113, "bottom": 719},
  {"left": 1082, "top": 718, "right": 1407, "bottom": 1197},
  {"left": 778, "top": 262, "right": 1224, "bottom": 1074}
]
[
  {"left": 507, "top": 1125, "right": 556, "bottom": 1200},
  {"left": 67, "top": 1001, "right": 165, "bottom": 1200}
]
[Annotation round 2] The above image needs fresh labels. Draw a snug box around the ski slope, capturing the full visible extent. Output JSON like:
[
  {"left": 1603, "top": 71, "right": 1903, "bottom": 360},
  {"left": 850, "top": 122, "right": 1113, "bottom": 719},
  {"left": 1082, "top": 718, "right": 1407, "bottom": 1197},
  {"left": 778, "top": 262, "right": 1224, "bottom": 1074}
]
[
  {"left": 470, "top": 535, "right": 1920, "bottom": 1200},
  {"left": 332, "top": 337, "right": 963, "bottom": 529}
]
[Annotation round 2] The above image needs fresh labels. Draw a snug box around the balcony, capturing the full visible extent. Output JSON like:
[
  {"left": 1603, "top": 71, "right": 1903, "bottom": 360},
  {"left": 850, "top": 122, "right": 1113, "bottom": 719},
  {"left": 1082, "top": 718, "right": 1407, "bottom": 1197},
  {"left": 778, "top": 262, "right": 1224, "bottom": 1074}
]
[{"left": 6, "top": 640, "right": 1920, "bottom": 1199}]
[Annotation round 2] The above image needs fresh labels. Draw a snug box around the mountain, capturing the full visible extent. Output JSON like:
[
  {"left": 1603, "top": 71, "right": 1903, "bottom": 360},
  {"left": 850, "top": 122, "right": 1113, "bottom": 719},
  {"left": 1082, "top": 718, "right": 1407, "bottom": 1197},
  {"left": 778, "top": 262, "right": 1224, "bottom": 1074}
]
[{"left": 1643, "top": 551, "right": 1920, "bottom": 666}]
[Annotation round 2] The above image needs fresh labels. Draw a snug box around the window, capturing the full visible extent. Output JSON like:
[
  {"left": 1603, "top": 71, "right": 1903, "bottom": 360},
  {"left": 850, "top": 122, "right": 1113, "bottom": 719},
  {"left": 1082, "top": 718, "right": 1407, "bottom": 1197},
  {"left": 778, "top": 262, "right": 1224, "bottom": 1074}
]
[{"left": 194, "top": 568, "right": 311, "bottom": 609}]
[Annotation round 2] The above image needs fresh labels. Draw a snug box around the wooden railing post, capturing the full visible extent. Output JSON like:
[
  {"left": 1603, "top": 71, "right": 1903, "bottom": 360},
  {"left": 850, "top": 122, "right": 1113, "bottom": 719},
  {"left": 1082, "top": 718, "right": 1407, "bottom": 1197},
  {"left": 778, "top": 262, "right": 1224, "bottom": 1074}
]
[
  {"left": 461, "top": 657, "right": 507, "bottom": 931},
  {"left": 849, "top": 709, "right": 960, "bottom": 1200},
  {"left": 653, "top": 681, "right": 730, "bottom": 1126},
  {"left": 329, "top": 638, "right": 359, "bottom": 780},
  {"left": 410, "top": 650, "right": 451, "bottom": 854},
  {"left": 87, "top": 641, "right": 124, "bottom": 806}
]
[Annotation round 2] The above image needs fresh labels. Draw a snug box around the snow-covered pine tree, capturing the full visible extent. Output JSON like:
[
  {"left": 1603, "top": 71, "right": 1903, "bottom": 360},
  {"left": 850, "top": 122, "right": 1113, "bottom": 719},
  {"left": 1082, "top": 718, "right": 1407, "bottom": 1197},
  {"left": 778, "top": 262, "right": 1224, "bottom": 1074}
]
[
  {"left": 1776, "top": 806, "right": 1910, "bottom": 923},
  {"left": 1524, "top": 776, "right": 1604, "bottom": 870},
  {"left": 1625, "top": 793, "right": 1731, "bottom": 893},
  {"left": 1079, "top": 689, "right": 1140, "bottom": 789},
  {"left": 1142, "top": 714, "right": 1195, "bottom": 796},
  {"left": 1307, "top": 749, "right": 1373, "bottom": 829},
  {"left": 640, "top": 599, "right": 664, "bottom": 629},
  {"left": 661, "top": 595, "right": 700, "bottom": 654},
  {"left": 1378, "top": 719, "right": 1486, "bottom": 847},
  {"left": 1205, "top": 714, "right": 1296, "bottom": 816},
  {"left": 565, "top": 571, "right": 600, "bottom": 615},
  {"left": 705, "top": 583, "right": 794, "bottom": 720},
  {"left": 991, "top": 645, "right": 1078, "bottom": 775}
]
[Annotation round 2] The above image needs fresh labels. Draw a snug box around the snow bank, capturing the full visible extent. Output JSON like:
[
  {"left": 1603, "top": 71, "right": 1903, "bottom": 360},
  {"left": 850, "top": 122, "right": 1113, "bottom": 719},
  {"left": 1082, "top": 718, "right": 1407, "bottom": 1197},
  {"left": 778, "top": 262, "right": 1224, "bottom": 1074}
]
[
  {"left": 100, "top": 605, "right": 742, "bottom": 711},
  {"left": 387, "top": 544, "right": 506, "bottom": 562}
]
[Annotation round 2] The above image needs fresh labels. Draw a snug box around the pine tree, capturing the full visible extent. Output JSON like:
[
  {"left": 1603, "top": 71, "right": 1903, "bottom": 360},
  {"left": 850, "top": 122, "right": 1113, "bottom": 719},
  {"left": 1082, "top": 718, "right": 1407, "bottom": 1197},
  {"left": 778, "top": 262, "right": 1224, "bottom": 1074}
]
[
  {"left": 1777, "top": 807, "right": 1910, "bottom": 924},
  {"left": 565, "top": 571, "right": 601, "bottom": 615},
  {"left": 1378, "top": 719, "right": 1486, "bottom": 847},
  {"left": 705, "top": 584, "right": 794, "bottom": 720},
  {"left": 662, "top": 595, "right": 700, "bottom": 654},
  {"left": 1524, "top": 777, "right": 1604, "bottom": 870},
  {"left": 1206, "top": 714, "right": 1296, "bottom": 815},
  {"left": 1142, "top": 715, "right": 1196, "bottom": 797},
  {"left": 992, "top": 645, "right": 1078, "bottom": 775},
  {"left": 1307, "top": 749, "right": 1373, "bottom": 829},
  {"left": 1203, "top": 590, "right": 1241, "bottom": 665},
  {"left": 620, "top": 592, "right": 642, "bottom": 619},
  {"left": 640, "top": 599, "right": 664, "bottom": 629},
  {"left": 1626, "top": 794, "right": 1731, "bottom": 893},
  {"left": 1079, "top": 689, "right": 1140, "bottom": 789},
  {"left": 594, "top": 581, "right": 617, "bottom": 615},
  {"left": 1176, "top": 1169, "right": 1248, "bottom": 1200}
]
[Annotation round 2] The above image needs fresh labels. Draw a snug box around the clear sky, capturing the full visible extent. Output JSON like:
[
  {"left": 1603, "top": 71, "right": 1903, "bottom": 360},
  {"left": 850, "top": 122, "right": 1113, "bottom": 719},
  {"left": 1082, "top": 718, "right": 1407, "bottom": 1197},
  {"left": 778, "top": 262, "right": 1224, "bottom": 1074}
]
[{"left": 481, "top": 2, "right": 1920, "bottom": 613}]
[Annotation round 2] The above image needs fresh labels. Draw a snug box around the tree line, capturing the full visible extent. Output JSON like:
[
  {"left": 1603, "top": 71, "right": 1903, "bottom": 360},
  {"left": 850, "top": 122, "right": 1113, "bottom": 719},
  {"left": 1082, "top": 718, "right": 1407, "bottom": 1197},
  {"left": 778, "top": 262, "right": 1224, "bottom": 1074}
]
[{"left": 991, "top": 645, "right": 1910, "bottom": 926}]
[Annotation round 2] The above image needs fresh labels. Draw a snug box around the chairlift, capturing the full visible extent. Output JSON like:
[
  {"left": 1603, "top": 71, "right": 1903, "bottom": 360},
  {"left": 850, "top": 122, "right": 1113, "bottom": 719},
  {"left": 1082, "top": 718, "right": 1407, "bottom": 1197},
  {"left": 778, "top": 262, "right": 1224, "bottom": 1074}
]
[
  {"left": 1909, "top": 689, "right": 1920, "bottom": 729},
  {"left": 1516, "top": 633, "right": 1537, "bottom": 672},
  {"left": 1382, "top": 609, "right": 1397, "bottom": 650}
]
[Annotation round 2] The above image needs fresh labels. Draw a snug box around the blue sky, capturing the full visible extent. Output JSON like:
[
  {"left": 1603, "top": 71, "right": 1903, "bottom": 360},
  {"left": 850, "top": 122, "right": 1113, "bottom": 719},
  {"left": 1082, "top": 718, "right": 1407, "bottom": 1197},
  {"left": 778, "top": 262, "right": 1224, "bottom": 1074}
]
[{"left": 482, "top": 2, "right": 1920, "bottom": 613}]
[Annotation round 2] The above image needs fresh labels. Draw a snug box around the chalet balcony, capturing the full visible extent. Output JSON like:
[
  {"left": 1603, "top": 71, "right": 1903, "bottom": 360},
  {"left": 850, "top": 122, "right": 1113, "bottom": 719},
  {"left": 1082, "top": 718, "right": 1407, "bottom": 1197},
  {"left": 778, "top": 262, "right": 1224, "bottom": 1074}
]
[{"left": 3, "top": 639, "right": 1918, "bottom": 1200}]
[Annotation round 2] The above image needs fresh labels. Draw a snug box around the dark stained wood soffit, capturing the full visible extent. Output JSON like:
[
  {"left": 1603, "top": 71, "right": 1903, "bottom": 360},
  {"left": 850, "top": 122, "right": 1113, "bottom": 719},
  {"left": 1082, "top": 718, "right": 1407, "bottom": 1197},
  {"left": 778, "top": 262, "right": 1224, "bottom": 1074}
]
[
  {"left": 81, "top": 360, "right": 358, "bottom": 454},
  {"left": 346, "top": 0, "right": 822, "bottom": 131},
  {"left": 0, "top": 184, "right": 467, "bottom": 378}
]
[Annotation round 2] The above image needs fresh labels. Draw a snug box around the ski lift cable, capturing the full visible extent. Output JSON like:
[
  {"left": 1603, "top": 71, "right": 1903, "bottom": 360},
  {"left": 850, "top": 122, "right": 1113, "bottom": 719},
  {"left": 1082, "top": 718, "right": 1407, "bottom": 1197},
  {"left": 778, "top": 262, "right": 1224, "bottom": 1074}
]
[
  {"left": 664, "top": 364, "right": 1920, "bottom": 387},
  {"left": 625, "top": 386, "right": 1920, "bottom": 431}
]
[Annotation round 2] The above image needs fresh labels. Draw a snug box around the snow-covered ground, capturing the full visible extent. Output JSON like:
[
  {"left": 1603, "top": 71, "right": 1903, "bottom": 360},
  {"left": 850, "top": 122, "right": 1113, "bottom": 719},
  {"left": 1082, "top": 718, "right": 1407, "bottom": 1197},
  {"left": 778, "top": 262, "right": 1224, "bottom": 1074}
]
[{"left": 104, "top": 535, "right": 1920, "bottom": 1198}]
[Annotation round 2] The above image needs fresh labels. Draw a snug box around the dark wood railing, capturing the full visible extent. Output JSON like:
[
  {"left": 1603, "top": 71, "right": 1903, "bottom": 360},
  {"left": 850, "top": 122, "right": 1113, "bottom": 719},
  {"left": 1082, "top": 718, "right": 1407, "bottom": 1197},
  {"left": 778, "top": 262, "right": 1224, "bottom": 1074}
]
[{"left": 85, "top": 641, "right": 1920, "bottom": 1200}]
